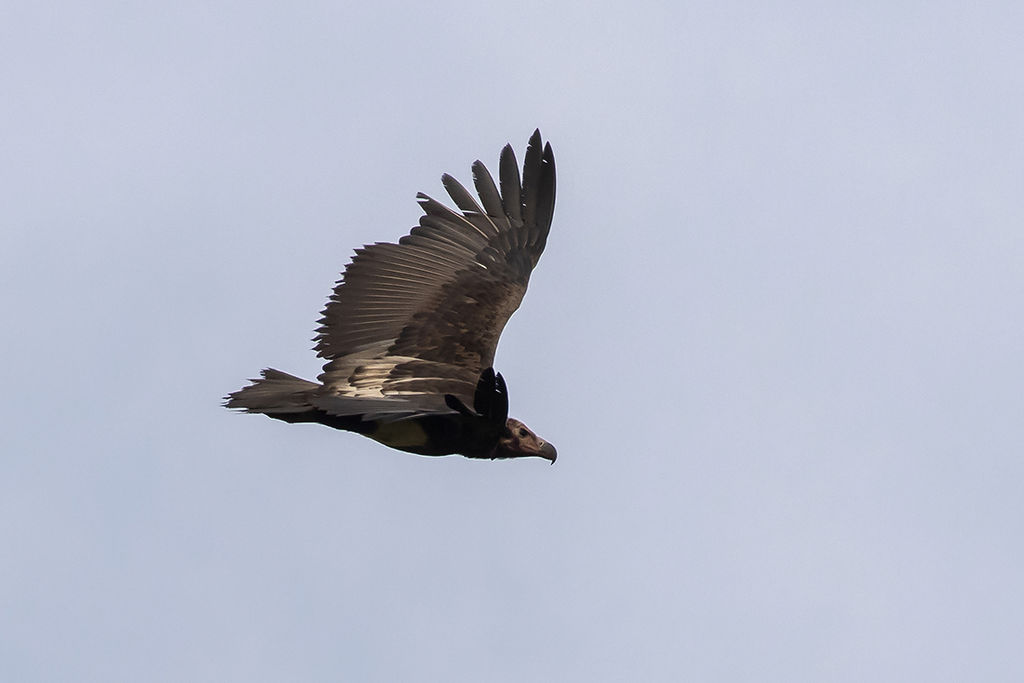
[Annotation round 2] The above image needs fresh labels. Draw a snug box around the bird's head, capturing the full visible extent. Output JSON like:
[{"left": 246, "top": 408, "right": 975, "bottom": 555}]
[{"left": 494, "top": 418, "right": 557, "bottom": 463}]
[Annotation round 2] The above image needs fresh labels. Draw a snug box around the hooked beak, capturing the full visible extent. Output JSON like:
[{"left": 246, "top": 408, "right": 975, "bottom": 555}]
[{"left": 539, "top": 441, "right": 557, "bottom": 464}]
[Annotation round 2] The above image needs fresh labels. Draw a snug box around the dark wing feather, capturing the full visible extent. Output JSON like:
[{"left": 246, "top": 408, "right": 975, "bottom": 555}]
[{"left": 313, "top": 131, "right": 555, "bottom": 408}]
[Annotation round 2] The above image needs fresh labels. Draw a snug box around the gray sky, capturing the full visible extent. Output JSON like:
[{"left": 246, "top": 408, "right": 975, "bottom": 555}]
[{"left": 3, "top": 2, "right": 1023, "bottom": 681}]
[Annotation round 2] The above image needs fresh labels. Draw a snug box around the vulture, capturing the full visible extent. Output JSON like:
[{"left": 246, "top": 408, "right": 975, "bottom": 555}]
[{"left": 225, "top": 130, "right": 557, "bottom": 462}]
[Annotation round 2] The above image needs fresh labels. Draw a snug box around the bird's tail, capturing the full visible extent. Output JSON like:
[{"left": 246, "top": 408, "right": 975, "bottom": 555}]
[{"left": 224, "top": 369, "right": 319, "bottom": 414}]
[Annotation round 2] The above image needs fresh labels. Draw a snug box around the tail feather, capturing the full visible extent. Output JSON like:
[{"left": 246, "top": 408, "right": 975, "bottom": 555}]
[{"left": 225, "top": 369, "right": 319, "bottom": 414}]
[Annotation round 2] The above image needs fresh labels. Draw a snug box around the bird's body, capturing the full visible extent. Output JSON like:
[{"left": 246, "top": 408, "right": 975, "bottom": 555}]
[
  {"left": 226, "top": 131, "right": 557, "bottom": 462},
  {"left": 259, "top": 402, "right": 491, "bottom": 456}
]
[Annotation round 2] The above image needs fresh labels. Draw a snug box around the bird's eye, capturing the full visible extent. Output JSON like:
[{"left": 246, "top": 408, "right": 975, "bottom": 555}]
[{"left": 518, "top": 428, "right": 528, "bottom": 438}]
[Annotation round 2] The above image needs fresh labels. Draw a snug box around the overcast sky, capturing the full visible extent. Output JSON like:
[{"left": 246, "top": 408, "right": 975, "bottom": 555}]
[{"left": 3, "top": 2, "right": 1023, "bottom": 681}]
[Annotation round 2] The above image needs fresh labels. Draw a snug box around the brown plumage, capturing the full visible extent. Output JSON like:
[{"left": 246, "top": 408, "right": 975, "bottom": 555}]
[{"left": 225, "top": 131, "right": 557, "bottom": 462}]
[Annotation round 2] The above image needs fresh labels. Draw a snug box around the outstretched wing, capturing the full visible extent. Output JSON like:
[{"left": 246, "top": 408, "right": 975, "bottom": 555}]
[{"left": 313, "top": 130, "right": 555, "bottom": 409}]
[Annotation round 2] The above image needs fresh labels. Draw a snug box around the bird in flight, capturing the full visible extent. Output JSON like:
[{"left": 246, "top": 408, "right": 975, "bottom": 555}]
[{"left": 226, "top": 130, "right": 557, "bottom": 462}]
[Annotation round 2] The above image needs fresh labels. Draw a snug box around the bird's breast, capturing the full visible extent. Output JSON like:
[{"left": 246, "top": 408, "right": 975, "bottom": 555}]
[
  {"left": 362, "top": 413, "right": 499, "bottom": 457},
  {"left": 367, "top": 419, "right": 431, "bottom": 451}
]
